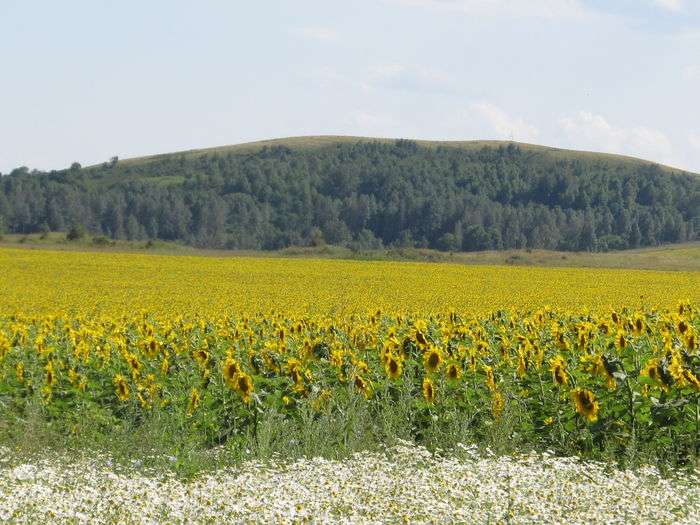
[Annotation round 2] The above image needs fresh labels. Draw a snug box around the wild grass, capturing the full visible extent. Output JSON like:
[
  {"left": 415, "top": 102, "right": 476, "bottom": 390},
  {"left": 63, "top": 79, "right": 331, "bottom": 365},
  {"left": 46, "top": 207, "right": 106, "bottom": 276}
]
[{"left": 2, "top": 233, "right": 699, "bottom": 272}]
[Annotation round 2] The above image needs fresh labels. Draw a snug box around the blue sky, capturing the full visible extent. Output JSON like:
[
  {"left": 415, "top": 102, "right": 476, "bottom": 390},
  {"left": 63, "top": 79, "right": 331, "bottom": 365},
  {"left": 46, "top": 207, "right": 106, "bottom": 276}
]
[{"left": 1, "top": 0, "right": 699, "bottom": 173}]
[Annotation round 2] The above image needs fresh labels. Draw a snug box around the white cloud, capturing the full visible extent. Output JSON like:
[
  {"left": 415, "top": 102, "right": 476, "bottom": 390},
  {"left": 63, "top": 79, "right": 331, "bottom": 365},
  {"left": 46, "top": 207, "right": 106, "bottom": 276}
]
[
  {"left": 289, "top": 27, "right": 339, "bottom": 42},
  {"left": 384, "top": 0, "right": 588, "bottom": 19},
  {"left": 559, "top": 111, "right": 674, "bottom": 164},
  {"left": 468, "top": 102, "right": 539, "bottom": 142},
  {"left": 651, "top": 0, "right": 684, "bottom": 12}
]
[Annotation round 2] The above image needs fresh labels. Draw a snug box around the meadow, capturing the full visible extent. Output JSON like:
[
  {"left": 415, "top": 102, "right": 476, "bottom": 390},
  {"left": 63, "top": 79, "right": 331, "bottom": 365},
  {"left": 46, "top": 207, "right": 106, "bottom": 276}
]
[
  {"left": 0, "top": 245, "right": 699, "bottom": 522},
  {"left": 0, "top": 247, "right": 698, "bottom": 316},
  {"left": 0, "top": 246, "right": 698, "bottom": 465}
]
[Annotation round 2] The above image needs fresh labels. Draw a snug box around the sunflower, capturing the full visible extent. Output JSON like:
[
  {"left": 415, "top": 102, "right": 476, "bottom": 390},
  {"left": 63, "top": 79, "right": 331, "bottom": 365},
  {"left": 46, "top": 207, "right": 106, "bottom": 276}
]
[
  {"left": 683, "top": 369, "right": 700, "bottom": 391},
  {"left": 640, "top": 358, "right": 671, "bottom": 390},
  {"left": 468, "top": 349, "right": 478, "bottom": 372},
  {"left": 114, "top": 374, "right": 130, "bottom": 402},
  {"left": 577, "top": 327, "right": 589, "bottom": 349},
  {"left": 446, "top": 362, "right": 462, "bottom": 382},
  {"left": 44, "top": 360, "right": 57, "bottom": 387},
  {"left": 15, "top": 362, "right": 24, "bottom": 384},
  {"left": 571, "top": 388, "right": 599, "bottom": 422},
  {"left": 193, "top": 348, "right": 210, "bottom": 367},
  {"left": 422, "top": 377, "right": 436, "bottom": 404},
  {"left": 144, "top": 337, "right": 159, "bottom": 358},
  {"left": 384, "top": 354, "right": 403, "bottom": 380},
  {"left": 236, "top": 372, "right": 254, "bottom": 403},
  {"left": 355, "top": 359, "right": 370, "bottom": 375},
  {"left": 549, "top": 355, "right": 569, "bottom": 387},
  {"left": 611, "top": 311, "right": 620, "bottom": 325},
  {"left": 668, "top": 351, "right": 687, "bottom": 384},
  {"left": 615, "top": 331, "right": 627, "bottom": 350},
  {"left": 353, "top": 375, "right": 371, "bottom": 398},
  {"left": 413, "top": 320, "right": 429, "bottom": 348},
  {"left": 483, "top": 365, "right": 497, "bottom": 392},
  {"left": 187, "top": 387, "right": 201, "bottom": 415},
  {"left": 222, "top": 357, "right": 242, "bottom": 386},
  {"left": 423, "top": 345, "right": 443, "bottom": 374},
  {"left": 555, "top": 331, "right": 569, "bottom": 351},
  {"left": 491, "top": 390, "right": 504, "bottom": 419},
  {"left": 591, "top": 354, "right": 616, "bottom": 390},
  {"left": 126, "top": 353, "right": 141, "bottom": 378}
]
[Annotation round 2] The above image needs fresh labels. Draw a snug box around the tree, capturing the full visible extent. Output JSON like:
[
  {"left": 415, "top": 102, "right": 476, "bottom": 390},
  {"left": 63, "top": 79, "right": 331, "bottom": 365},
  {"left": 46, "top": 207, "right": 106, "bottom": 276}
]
[
  {"left": 66, "top": 224, "right": 86, "bottom": 241},
  {"left": 0, "top": 140, "right": 696, "bottom": 253},
  {"left": 126, "top": 214, "right": 143, "bottom": 240},
  {"left": 463, "top": 225, "right": 491, "bottom": 251},
  {"left": 436, "top": 232, "right": 460, "bottom": 252},
  {"left": 308, "top": 227, "right": 325, "bottom": 247}
]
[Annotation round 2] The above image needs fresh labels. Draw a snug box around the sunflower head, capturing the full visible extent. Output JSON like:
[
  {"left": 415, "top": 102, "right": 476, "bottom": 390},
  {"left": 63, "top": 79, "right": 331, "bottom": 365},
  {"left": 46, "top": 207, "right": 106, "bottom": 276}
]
[
  {"left": 491, "top": 390, "right": 504, "bottom": 420},
  {"left": 127, "top": 354, "right": 141, "bottom": 377},
  {"left": 413, "top": 320, "right": 429, "bottom": 348},
  {"left": 422, "top": 377, "right": 436, "bottom": 404},
  {"left": 423, "top": 346, "right": 443, "bottom": 374},
  {"left": 571, "top": 388, "right": 599, "bottom": 422},
  {"left": 114, "top": 374, "right": 130, "bottom": 402},
  {"left": 483, "top": 365, "right": 497, "bottom": 392},
  {"left": 194, "top": 349, "right": 210, "bottom": 367},
  {"left": 223, "top": 358, "right": 241, "bottom": 385},
  {"left": 44, "top": 360, "right": 57, "bottom": 387},
  {"left": 615, "top": 331, "right": 627, "bottom": 350},
  {"left": 236, "top": 373, "right": 254, "bottom": 403},
  {"left": 641, "top": 358, "right": 670, "bottom": 389},
  {"left": 187, "top": 388, "right": 201, "bottom": 415},
  {"left": 549, "top": 355, "right": 569, "bottom": 387},
  {"left": 446, "top": 363, "right": 462, "bottom": 382},
  {"left": 385, "top": 354, "right": 403, "bottom": 380},
  {"left": 354, "top": 375, "right": 371, "bottom": 398}
]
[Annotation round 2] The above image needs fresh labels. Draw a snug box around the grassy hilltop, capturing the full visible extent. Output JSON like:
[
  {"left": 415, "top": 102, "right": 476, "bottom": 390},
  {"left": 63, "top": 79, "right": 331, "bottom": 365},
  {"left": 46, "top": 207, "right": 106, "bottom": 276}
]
[{"left": 1, "top": 136, "right": 698, "bottom": 254}]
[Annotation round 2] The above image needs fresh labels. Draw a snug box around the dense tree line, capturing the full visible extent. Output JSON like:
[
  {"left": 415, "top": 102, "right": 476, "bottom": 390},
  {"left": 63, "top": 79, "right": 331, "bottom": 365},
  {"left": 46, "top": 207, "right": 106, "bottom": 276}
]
[{"left": 0, "top": 140, "right": 698, "bottom": 251}]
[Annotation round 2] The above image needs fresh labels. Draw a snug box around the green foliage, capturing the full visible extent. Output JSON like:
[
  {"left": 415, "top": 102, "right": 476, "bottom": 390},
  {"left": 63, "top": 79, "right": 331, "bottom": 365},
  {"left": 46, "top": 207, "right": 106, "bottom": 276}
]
[
  {"left": 66, "top": 224, "right": 86, "bottom": 241},
  {"left": 1, "top": 308, "right": 699, "bottom": 472},
  {"left": 1, "top": 139, "right": 698, "bottom": 251}
]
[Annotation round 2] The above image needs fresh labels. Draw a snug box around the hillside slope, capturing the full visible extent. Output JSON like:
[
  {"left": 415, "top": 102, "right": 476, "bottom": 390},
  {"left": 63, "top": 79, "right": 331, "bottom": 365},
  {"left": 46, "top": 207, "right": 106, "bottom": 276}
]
[
  {"left": 1, "top": 137, "right": 698, "bottom": 252},
  {"left": 117, "top": 136, "right": 693, "bottom": 175}
]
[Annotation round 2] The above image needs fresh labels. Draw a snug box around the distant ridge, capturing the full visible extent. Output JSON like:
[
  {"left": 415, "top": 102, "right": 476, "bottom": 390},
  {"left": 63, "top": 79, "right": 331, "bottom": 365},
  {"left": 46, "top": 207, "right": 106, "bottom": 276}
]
[
  {"left": 113, "top": 135, "right": 696, "bottom": 176},
  {"left": 4, "top": 135, "right": 698, "bottom": 253}
]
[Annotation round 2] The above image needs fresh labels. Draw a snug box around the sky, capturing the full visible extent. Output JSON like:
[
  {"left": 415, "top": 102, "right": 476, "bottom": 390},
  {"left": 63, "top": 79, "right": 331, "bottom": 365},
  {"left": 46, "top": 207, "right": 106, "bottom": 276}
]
[{"left": 1, "top": 0, "right": 700, "bottom": 173}]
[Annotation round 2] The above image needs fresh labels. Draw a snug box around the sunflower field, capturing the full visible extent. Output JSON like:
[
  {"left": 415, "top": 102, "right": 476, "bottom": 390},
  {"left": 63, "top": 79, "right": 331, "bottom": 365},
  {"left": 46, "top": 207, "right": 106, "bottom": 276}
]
[{"left": 0, "top": 247, "right": 699, "bottom": 465}]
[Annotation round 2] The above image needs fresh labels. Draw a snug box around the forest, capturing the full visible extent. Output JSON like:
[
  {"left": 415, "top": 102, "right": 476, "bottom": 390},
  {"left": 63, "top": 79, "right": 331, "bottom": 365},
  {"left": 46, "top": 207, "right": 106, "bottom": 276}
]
[{"left": 1, "top": 139, "right": 698, "bottom": 252}]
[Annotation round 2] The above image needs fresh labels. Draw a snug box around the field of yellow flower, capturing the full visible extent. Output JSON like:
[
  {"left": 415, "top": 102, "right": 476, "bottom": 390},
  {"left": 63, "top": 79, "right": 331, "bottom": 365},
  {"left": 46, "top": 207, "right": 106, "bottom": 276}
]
[
  {"left": 0, "top": 246, "right": 699, "bottom": 466},
  {"left": 0, "top": 247, "right": 698, "bottom": 316}
]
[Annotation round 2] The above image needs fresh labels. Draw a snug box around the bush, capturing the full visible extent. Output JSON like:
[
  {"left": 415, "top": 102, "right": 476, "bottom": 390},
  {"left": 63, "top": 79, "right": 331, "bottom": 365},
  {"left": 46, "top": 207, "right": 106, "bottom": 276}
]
[
  {"left": 66, "top": 225, "right": 86, "bottom": 241},
  {"left": 92, "top": 236, "right": 113, "bottom": 247},
  {"left": 39, "top": 222, "right": 50, "bottom": 240}
]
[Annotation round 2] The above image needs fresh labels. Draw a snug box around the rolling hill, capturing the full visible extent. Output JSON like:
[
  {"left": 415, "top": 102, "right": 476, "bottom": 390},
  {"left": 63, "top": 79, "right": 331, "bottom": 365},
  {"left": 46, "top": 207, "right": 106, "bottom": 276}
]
[{"left": 1, "top": 136, "right": 698, "bottom": 252}]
